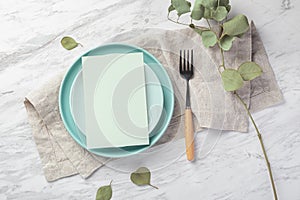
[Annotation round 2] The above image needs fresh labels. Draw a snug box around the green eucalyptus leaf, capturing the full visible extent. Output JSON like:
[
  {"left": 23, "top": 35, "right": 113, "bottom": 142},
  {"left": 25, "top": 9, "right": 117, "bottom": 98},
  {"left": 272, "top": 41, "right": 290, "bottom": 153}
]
[
  {"left": 238, "top": 61, "right": 263, "bottom": 81},
  {"left": 171, "top": 0, "right": 191, "bottom": 16},
  {"left": 130, "top": 167, "right": 158, "bottom": 189},
  {"left": 223, "top": 14, "right": 249, "bottom": 36},
  {"left": 201, "top": 0, "right": 217, "bottom": 8},
  {"left": 201, "top": 30, "right": 217, "bottom": 48},
  {"left": 221, "top": 69, "right": 244, "bottom": 91},
  {"left": 96, "top": 181, "right": 112, "bottom": 200},
  {"left": 203, "top": 7, "right": 214, "bottom": 19},
  {"left": 219, "top": 35, "right": 235, "bottom": 51},
  {"left": 168, "top": 5, "right": 175, "bottom": 13},
  {"left": 213, "top": 6, "right": 228, "bottom": 21},
  {"left": 191, "top": 0, "right": 205, "bottom": 20},
  {"left": 61, "top": 36, "right": 79, "bottom": 50}
]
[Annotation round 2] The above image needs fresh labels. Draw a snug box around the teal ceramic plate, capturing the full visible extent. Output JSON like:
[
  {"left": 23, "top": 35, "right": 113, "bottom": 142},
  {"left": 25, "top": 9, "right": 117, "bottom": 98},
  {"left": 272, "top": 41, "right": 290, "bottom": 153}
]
[{"left": 59, "top": 43, "right": 174, "bottom": 158}]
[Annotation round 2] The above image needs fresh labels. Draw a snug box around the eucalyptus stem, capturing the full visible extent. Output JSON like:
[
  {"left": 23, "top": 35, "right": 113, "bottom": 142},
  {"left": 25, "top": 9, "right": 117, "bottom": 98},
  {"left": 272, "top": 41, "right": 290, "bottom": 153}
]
[
  {"left": 235, "top": 92, "right": 278, "bottom": 200},
  {"left": 220, "top": 48, "right": 225, "bottom": 69},
  {"left": 167, "top": 15, "right": 208, "bottom": 30},
  {"left": 206, "top": 19, "right": 212, "bottom": 29},
  {"left": 148, "top": 183, "right": 159, "bottom": 190}
]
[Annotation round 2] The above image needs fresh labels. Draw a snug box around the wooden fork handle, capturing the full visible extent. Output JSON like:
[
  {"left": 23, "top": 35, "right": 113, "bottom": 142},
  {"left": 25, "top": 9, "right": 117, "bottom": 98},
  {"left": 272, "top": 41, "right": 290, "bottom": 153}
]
[{"left": 184, "top": 108, "right": 195, "bottom": 161}]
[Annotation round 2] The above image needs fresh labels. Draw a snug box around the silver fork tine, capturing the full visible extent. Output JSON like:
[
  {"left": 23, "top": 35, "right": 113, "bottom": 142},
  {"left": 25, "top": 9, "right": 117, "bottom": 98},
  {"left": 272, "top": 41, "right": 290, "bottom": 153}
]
[
  {"left": 191, "top": 49, "right": 193, "bottom": 72},
  {"left": 187, "top": 50, "right": 190, "bottom": 71},
  {"left": 183, "top": 50, "right": 186, "bottom": 71},
  {"left": 179, "top": 50, "right": 182, "bottom": 73}
]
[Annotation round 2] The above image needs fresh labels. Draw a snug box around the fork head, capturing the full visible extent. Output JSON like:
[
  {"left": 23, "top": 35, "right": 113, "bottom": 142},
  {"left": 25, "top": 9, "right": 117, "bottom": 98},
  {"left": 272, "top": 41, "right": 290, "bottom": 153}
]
[{"left": 179, "top": 49, "right": 194, "bottom": 80}]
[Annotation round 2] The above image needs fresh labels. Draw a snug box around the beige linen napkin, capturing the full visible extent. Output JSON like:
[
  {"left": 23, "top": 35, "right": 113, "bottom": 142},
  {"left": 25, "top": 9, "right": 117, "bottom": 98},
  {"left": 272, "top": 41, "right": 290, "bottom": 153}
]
[{"left": 24, "top": 22, "right": 283, "bottom": 181}]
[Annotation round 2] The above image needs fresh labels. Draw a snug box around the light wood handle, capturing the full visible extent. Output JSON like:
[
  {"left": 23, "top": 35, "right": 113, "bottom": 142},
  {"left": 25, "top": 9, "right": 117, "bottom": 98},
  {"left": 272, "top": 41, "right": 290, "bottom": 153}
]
[{"left": 184, "top": 108, "right": 195, "bottom": 161}]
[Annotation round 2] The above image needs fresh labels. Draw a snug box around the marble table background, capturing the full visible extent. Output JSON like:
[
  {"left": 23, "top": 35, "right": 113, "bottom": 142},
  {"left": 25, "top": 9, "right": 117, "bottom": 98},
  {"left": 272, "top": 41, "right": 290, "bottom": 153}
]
[{"left": 0, "top": 0, "right": 299, "bottom": 199}]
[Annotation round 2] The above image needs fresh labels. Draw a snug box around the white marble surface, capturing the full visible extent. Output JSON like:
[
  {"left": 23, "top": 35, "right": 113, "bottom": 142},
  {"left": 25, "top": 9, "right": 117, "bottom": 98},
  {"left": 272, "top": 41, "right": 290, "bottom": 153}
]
[{"left": 0, "top": 0, "right": 299, "bottom": 199}]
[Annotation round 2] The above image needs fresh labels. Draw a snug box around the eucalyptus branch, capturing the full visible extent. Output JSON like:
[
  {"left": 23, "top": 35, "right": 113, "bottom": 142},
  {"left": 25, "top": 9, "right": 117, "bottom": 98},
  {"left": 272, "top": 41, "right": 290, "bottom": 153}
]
[
  {"left": 167, "top": 15, "right": 208, "bottom": 30},
  {"left": 168, "top": 0, "right": 278, "bottom": 199},
  {"left": 235, "top": 92, "right": 278, "bottom": 200},
  {"left": 220, "top": 48, "right": 225, "bottom": 69},
  {"left": 206, "top": 19, "right": 212, "bottom": 29}
]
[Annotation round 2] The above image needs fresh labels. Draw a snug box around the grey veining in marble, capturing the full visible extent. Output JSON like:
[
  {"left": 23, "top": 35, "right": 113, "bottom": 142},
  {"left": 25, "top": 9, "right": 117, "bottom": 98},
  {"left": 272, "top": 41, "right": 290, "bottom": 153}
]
[{"left": 0, "top": 0, "right": 299, "bottom": 199}]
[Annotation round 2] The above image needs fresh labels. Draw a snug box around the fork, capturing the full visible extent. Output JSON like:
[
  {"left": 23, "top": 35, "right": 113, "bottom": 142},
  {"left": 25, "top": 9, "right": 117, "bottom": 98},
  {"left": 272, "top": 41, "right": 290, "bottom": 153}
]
[{"left": 179, "top": 49, "right": 195, "bottom": 161}]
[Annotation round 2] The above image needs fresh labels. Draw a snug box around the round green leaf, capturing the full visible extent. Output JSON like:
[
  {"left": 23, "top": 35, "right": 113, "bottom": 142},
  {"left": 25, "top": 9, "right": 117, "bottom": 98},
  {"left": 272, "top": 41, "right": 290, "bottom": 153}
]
[
  {"left": 219, "top": 35, "right": 235, "bottom": 51},
  {"left": 130, "top": 167, "right": 158, "bottom": 189},
  {"left": 223, "top": 14, "right": 249, "bottom": 36},
  {"left": 171, "top": 0, "right": 191, "bottom": 16},
  {"left": 96, "top": 181, "right": 112, "bottom": 200},
  {"left": 60, "top": 36, "right": 79, "bottom": 50},
  {"left": 201, "top": 30, "right": 217, "bottom": 48},
  {"left": 213, "top": 6, "right": 228, "bottom": 21},
  {"left": 191, "top": 0, "right": 205, "bottom": 20},
  {"left": 238, "top": 61, "right": 263, "bottom": 81},
  {"left": 221, "top": 69, "right": 244, "bottom": 91}
]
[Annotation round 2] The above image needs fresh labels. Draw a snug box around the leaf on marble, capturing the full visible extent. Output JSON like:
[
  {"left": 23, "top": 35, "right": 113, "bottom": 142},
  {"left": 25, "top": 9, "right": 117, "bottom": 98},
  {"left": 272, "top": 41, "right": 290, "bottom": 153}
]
[
  {"left": 223, "top": 14, "right": 249, "bottom": 36},
  {"left": 130, "top": 167, "right": 158, "bottom": 189},
  {"left": 238, "top": 61, "right": 263, "bottom": 81},
  {"left": 221, "top": 69, "right": 244, "bottom": 91},
  {"left": 96, "top": 181, "right": 112, "bottom": 200},
  {"left": 61, "top": 36, "right": 80, "bottom": 50},
  {"left": 201, "top": 30, "right": 217, "bottom": 47}
]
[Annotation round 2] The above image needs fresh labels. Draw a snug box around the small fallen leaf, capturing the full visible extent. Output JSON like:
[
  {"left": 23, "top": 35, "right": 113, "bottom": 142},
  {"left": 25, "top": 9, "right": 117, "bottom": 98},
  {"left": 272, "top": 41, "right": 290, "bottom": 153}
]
[
  {"left": 130, "top": 167, "right": 158, "bottom": 189},
  {"left": 96, "top": 181, "right": 112, "bottom": 200},
  {"left": 238, "top": 61, "right": 263, "bottom": 81},
  {"left": 61, "top": 36, "right": 80, "bottom": 50},
  {"left": 221, "top": 69, "right": 244, "bottom": 91}
]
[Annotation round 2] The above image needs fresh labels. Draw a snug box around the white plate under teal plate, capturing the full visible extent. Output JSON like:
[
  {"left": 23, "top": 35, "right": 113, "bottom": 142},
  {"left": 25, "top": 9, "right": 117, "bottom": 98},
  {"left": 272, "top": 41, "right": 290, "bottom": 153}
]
[
  {"left": 59, "top": 43, "right": 174, "bottom": 158},
  {"left": 70, "top": 64, "right": 164, "bottom": 135}
]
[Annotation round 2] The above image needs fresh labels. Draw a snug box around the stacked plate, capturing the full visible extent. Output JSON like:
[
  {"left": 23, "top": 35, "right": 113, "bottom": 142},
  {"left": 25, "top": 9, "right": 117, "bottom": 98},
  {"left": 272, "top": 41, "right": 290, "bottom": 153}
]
[{"left": 59, "top": 44, "right": 174, "bottom": 158}]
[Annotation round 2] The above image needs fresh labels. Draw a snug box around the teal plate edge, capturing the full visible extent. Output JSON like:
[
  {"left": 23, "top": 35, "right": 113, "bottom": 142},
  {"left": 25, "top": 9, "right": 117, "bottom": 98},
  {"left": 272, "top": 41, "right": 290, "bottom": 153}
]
[{"left": 59, "top": 43, "right": 174, "bottom": 158}]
